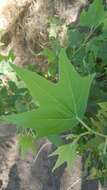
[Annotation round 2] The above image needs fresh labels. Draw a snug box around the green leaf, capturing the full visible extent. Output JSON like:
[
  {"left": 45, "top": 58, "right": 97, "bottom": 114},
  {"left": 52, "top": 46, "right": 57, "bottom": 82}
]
[
  {"left": 50, "top": 142, "right": 78, "bottom": 171},
  {"left": 86, "top": 37, "right": 100, "bottom": 57},
  {"left": 80, "top": 0, "right": 107, "bottom": 28},
  {"left": 86, "top": 35, "right": 107, "bottom": 63},
  {"left": 41, "top": 48, "right": 56, "bottom": 63},
  {"left": 2, "top": 49, "right": 94, "bottom": 138},
  {"left": 48, "top": 135, "right": 62, "bottom": 147},
  {"left": 19, "top": 135, "right": 36, "bottom": 157},
  {"left": 68, "top": 29, "right": 85, "bottom": 48},
  {"left": 85, "top": 136, "right": 104, "bottom": 151}
]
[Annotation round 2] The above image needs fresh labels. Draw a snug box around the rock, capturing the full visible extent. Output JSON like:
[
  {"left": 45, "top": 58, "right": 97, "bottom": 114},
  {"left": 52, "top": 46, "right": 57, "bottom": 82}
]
[
  {"left": 60, "top": 157, "right": 82, "bottom": 190},
  {"left": 0, "top": 136, "right": 18, "bottom": 189}
]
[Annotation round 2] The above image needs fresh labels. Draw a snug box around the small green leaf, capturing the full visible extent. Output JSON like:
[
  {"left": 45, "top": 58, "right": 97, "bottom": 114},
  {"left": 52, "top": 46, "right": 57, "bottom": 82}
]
[
  {"left": 19, "top": 135, "right": 36, "bottom": 157},
  {"left": 41, "top": 48, "right": 56, "bottom": 63},
  {"left": 68, "top": 29, "right": 85, "bottom": 48},
  {"left": 50, "top": 142, "right": 78, "bottom": 171},
  {"left": 80, "top": 0, "right": 106, "bottom": 28}
]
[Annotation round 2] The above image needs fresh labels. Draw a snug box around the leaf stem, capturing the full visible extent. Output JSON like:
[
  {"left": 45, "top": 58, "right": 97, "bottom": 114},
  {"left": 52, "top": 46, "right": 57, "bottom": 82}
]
[
  {"left": 76, "top": 116, "right": 107, "bottom": 139},
  {"left": 73, "top": 131, "right": 90, "bottom": 144},
  {"left": 103, "top": 137, "right": 107, "bottom": 155}
]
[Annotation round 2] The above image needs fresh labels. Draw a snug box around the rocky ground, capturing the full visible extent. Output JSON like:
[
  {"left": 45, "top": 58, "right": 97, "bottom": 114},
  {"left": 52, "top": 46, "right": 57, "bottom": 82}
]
[
  {"left": 0, "top": 124, "right": 82, "bottom": 190},
  {"left": 0, "top": 124, "right": 98, "bottom": 190}
]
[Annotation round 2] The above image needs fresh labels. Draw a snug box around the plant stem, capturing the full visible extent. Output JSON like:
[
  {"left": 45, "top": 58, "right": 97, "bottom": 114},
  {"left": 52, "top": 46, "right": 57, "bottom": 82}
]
[
  {"left": 103, "top": 137, "right": 107, "bottom": 155},
  {"left": 76, "top": 116, "right": 107, "bottom": 139},
  {"left": 71, "top": 27, "right": 94, "bottom": 59}
]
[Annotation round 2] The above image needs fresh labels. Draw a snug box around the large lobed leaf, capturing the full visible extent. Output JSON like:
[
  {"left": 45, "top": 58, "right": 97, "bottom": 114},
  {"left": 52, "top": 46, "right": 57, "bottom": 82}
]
[{"left": 2, "top": 49, "right": 94, "bottom": 138}]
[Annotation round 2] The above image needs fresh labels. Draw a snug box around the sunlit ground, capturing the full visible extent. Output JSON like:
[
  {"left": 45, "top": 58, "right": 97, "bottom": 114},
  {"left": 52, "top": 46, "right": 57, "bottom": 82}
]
[
  {"left": 0, "top": 0, "right": 8, "bottom": 29},
  {"left": 0, "top": 0, "right": 7, "bottom": 6}
]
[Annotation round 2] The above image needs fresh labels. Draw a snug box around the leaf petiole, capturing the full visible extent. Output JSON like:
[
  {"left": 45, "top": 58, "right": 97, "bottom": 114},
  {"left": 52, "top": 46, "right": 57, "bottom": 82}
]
[{"left": 76, "top": 116, "right": 107, "bottom": 139}]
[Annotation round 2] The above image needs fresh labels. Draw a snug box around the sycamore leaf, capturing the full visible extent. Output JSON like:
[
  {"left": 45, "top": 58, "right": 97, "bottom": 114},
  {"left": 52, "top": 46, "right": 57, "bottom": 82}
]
[
  {"left": 80, "top": 0, "right": 107, "bottom": 28},
  {"left": 50, "top": 142, "right": 78, "bottom": 171},
  {"left": 1, "top": 49, "right": 94, "bottom": 138}
]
